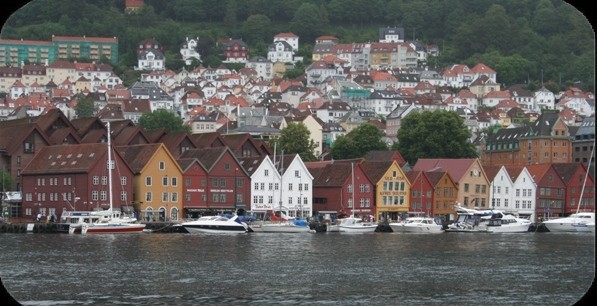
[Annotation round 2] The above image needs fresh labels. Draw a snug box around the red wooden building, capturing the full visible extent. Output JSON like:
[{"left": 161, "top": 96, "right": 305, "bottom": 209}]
[
  {"left": 526, "top": 164, "right": 567, "bottom": 220},
  {"left": 20, "top": 143, "right": 135, "bottom": 220},
  {"left": 179, "top": 147, "right": 249, "bottom": 216},
  {"left": 307, "top": 161, "right": 374, "bottom": 218},
  {"left": 551, "top": 163, "right": 595, "bottom": 215}
]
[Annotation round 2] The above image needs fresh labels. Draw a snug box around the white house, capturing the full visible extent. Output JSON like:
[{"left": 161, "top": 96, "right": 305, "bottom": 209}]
[
  {"left": 245, "top": 56, "right": 273, "bottom": 81},
  {"left": 180, "top": 37, "right": 202, "bottom": 65},
  {"left": 267, "top": 40, "right": 295, "bottom": 64},
  {"left": 534, "top": 86, "right": 556, "bottom": 110},
  {"left": 278, "top": 153, "right": 313, "bottom": 218},
  {"left": 273, "top": 32, "right": 299, "bottom": 51},
  {"left": 136, "top": 49, "right": 165, "bottom": 71}
]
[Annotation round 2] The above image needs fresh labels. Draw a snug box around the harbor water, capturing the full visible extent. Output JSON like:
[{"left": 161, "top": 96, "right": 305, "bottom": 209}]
[{"left": 0, "top": 231, "right": 594, "bottom": 305}]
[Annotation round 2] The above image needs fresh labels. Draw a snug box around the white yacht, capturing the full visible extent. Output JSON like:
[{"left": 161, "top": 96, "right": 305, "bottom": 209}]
[
  {"left": 485, "top": 213, "right": 532, "bottom": 233},
  {"left": 400, "top": 217, "right": 444, "bottom": 233},
  {"left": 542, "top": 212, "right": 595, "bottom": 232},
  {"left": 181, "top": 215, "right": 249, "bottom": 234}
]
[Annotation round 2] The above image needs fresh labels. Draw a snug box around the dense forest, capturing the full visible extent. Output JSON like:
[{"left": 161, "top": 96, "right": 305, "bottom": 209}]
[{"left": 1, "top": 0, "right": 594, "bottom": 91}]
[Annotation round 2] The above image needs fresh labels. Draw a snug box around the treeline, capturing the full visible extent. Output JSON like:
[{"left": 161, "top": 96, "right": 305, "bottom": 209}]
[{"left": 1, "top": 0, "right": 594, "bottom": 91}]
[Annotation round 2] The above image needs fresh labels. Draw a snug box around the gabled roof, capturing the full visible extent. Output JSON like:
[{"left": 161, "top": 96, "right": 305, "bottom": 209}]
[
  {"left": 310, "top": 162, "right": 354, "bottom": 187},
  {"left": 0, "top": 124, "right": 51, "bottom": 154},
  {"left": 238, "top": 155, "right": 267, "bottom": 176},
  {"left": 524, "top": 164, "right": 554, "bottom": 182},
  {"left": 425, "top": 170, "right": 451, "bottom": 187},
  {"left": 364, "top": 150, "right": 406, "bottom": 166},
  {"left": 70, "top": 117, "right": 106, "bottom": 138},
  {"left": 360, "top": 160, "right": 394, "bottom": 183},
  {"left": 502, "top": 165, "right": 526, "bottom": 181},
  {"left": 176, "top": 158, "right": 207, "bottom": 173},
  {"left": 179, "top": 146, "right": 234, "bottom": 172},
  {"left": 190, "top": 132, "right": 227, "bottom": 147},
  {"left": 21, "top": 143, "right": 108, "bottom": 174},
  {"left": 482, "top": 165, "right": 503, "bottom": 181},
  {"left": 412, "top": 158, "right": 479, "bottom": 182},
  {"left": 157, "top": 131, "right": 198, "bottom": 153},
  {"left": 551, "top": 163, "right": 585, "bottom": 185},
  {"left": 115, "top": 143, "right": 162, "bottom": 174}
]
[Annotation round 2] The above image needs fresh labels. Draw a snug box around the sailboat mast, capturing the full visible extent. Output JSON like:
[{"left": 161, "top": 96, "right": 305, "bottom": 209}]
[
  {"left": 107, "top": 122, "right": 113, "bottom": 212},
  {"left": 351, "top": 162, "right": 354, "bottom": 217},
  {"left": 279, "top": 150, "right": 284, "bottom": 218},
  {"left": 575, "top": 140, "right": 595, "bottom": 214}
]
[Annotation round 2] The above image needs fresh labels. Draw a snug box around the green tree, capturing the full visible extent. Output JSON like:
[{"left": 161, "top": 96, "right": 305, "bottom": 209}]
[
  {"left": 242, "top": 14, "right": 272, "bottom": 45},
  {"left": 290, "top": 3, "right": 329, "bottom": 42},
  {"left": 138, "top": 109, "right": 190, "bottom": 133},
  {"left": 272, "top": 123, "right": 317, "bottom": 162},
  {"left": 330, "top": 123, "right": 387, "bottom": 159},
  {"left": 0, "top": 168, "right": 13, "bottom": 191},
  {"left": 74, "top": 95, "right": 98, "bottom": 118},
  {"left": 393, "top": 110, "right": 477, "bottom": 165}
]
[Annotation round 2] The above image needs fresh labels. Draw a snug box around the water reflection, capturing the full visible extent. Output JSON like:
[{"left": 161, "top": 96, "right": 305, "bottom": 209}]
[{"left": 0, "top": 232, "right": 594, "bottom": 305}]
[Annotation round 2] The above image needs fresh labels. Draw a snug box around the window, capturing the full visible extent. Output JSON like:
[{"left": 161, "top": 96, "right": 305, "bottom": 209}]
[
  {"left": 121, "top": 176, "right": 127, "bottom": 186},
  {"left": 162, "top": 177, "right": 168, "bottom": 187},
  {"left": 171, "top": 193, "right": 178, "bottom": 202},
  {"left": 254, "top": 182, "right": 259, "bottom": 190},
  {"left": 92, "top": 191, "right": 98, "bottom": 201},
  {"left": 264, "top": 169, "right": 269, "bottom": 176},
  {"left": 100, "top": 191, "right": 107, "bottom": 201},
  {"left": 120, "top": 191, "right": 127, "bottom": 201},
  {"left": 159, "top": 161, "right": 165, "bottom": 170},
  {"left": 93, "top": 176, "right": 99, "bottom": 185},
  {"left": 162, "top": 192, "right": 169, "bottom": 202},
  {"left": 171, "top": 177, "right": 177, "bottom": 187},
  {"left": 146, "top": 192, "right": 152, "bottom": 202},
  {"left": 101, "top": 176, "right": 108, "bottom": 185},
  {"left": 464, "top": 184, "right": 469, "bottom": 192},
  {"left": 146, "top": 177, "right": 152, "bottom": 186}
]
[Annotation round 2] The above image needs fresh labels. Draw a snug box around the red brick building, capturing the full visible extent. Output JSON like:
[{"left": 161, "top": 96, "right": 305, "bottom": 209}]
[{"left": 526, "top": 164, "right": 566, "bottom": 220}]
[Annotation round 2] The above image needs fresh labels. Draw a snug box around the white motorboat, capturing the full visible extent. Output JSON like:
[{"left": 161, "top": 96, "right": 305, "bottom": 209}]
[
  {"left": 445, "top": 205, "right": 493, "bottom": 232},
  {"left": 388, "top": 220, "right": 406, "bottom": 233},
  {"left": 181, "top": 215, "right": 249, "bottom": 234},
  {"left": 484, "top": 213, "right": 532, "bottom": 233},
  {"left": 338, "top": 216, "right": 378, "bottom": 233},
  {"left": 542, "top": 212, "right": 595, "bottom": 233},
  {"left": 251, "top": 220, "right": 312, "bottom": 233},
  {"left": 401, "top": 217, "right": 444, "bottom": 233},
  {"left": 585, "top": 222, "right": 595, "bottom": 233}
]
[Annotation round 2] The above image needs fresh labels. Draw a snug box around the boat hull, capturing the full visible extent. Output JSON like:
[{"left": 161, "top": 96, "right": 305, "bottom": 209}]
[
  {"left": 402, "top": 224, "right": 444, "bottom": 233},
  {"left": 388, "top": 223, "right": 405, "bottom": 233},
  {"left": 485, "top": 224, "right": 530, "bottom": 233},
  {"left": 251, "top": 222, "right": 311, "bottom": 233},
  {"left": 183, "top": 225, "right": 247, "bottom": 234},
  {"left": 81, "top": 223, "right": 146, "bottom": 234},
  {"left": 339, "top": 225, "right": 378, "bottom": 233}
]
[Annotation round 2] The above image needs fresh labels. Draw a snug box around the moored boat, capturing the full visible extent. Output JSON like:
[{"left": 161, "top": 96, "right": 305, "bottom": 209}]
[
  {"left": 338, "top": 216, "right": 378, "bottom": 233},
  {"left": 79, "top": 122, "right": 145, "bottom": 235},
  {"left": 181, "top": 215, "right": 249, "bottom": 234},
  {"left": 541, "top": 212, "right": 595, "bottom": 232},
  {"left": 484, "top": 213, "right": 532, "bottom": 233},
  {"left": 401, "top": 217, "right": 444, "bottom": 233}
]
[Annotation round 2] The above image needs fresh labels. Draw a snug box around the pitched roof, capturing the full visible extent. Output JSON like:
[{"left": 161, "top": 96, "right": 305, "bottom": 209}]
[
  {"left": 21, "top": 143, "right": 107, "bottom": 174},
  {"left": 115, "top": 143, "right": 162, "bottom": 173},
  {"left": 179, "top": 146, "right": 229, "bottom": 171},
  {"left": 412, "top": 158, "right": 478, "bottom": 182},
  {"left": 360, "top": 160, "right": 393, "bottom": 183},
  {"left": 311, "top": 163, "right": 353, "bottom": 187}
]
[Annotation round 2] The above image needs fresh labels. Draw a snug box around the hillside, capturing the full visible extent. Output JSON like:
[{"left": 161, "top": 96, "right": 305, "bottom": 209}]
[{"left": 1, "top": 0, "right": 594, "bottom": 91}]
